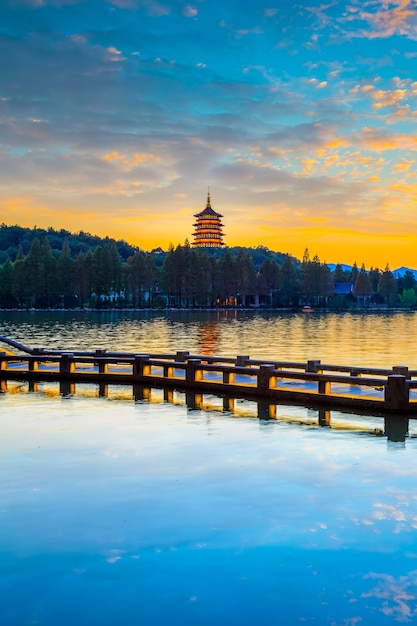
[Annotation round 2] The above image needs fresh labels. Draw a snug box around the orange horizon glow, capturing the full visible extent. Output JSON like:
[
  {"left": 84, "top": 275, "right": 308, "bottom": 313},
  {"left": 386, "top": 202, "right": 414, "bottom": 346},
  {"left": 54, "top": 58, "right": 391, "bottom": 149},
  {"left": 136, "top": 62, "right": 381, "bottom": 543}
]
[{"left": 3, "top": 197, "right": 416, "bottom": 270}]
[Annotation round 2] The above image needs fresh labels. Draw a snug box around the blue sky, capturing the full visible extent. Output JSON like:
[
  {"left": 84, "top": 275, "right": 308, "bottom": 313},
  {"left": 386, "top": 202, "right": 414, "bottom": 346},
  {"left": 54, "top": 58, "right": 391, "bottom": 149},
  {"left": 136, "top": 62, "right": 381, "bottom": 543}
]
[{"left": 1, "top": 0, "right": 417, "bottom": 266}]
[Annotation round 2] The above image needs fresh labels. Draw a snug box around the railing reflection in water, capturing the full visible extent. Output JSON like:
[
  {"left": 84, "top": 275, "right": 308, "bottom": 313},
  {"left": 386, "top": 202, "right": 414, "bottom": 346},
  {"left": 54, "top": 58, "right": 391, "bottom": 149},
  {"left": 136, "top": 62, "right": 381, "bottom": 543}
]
[{"left": 0, "top": 378, "right": 411, "bottom": 443}]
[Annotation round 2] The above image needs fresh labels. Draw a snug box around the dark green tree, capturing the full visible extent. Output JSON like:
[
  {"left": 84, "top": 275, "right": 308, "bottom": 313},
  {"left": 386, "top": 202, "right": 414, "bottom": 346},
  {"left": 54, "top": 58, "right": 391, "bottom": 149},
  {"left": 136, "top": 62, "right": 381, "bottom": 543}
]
[
  {"left": 258, "top": 258, "right": 280, "bottom": 306},
  {"left": 101, "top": 244, "right": 113, "bottom": 301},
  {"left": 11, "top": 246, "right": 26, "bottom": 307},
  {"left": 84, "top": 249, "right": 94, "bottom": 306},
  {"left": 109, "top": 241, "right": 122, "bottom": 299},
  {"left": 73, "top": 252, "right": 90, "bottom": 308},
  {"left": 353, "top": 264, "right": 373, "bottom": 306},
  {"left": 58, "top": 239, "right": 75, "bottom": 306},
  {"left": 195, "top": 249, "right": 213, "bottom": 307},
  {"left": 40, "top": 237, "right": 58, "bottom": 307},
  {"left": 162, "top": 244, "right": 186, "bottom": 306},
  {"left": 399, "top": 288, "right": 417, "bottom": 309},
  {"left": 0, "top": 260, "right": 15, "bottom": 307},
  {"left": 378, "top": 264, "right": 398, "bottom": 306},
  {"left": 333, "top": 264, "right": 348, "bottom": 283},
  {"left": 279, "top": 255, "right": 299, "bottom": 307},
  {"left": 24, "top": 238, "right": 43, "bottom": 306},
  {"left": 143, "top": 254, "right": 157, "bottom": 307},
  {"left": 218, "top": 251, "right": 237, "bottom": 305},
  {"left": 349, "top": 262, "right": 358, "bottom": 285},
  {"left": 236, "top": 249, "right": 257, "bottom": 306},
  {"left": 368, "top": 267, "right": 381, "bottom": 292},
  {"left": 319, "top": 262, "right": 334, "bottom": 304},
  {"left": 129, "top": 251, "right": 146, "bottom": 307},
  {"left": 400, "top": 269, "right": 416, "bottom": 292},
  {"left": 90, "top": 246, "right": 108, "bottom": 306},
  {"left": 300, "top": 248, "right": 314, "bottom": 304}
]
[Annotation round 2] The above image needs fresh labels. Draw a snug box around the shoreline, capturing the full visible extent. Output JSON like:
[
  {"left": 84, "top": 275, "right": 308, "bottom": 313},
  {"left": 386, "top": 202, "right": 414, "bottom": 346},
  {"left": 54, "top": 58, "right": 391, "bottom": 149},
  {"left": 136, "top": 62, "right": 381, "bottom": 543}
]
[{"left": 0, "top": 306, "right": 415, "bottom": 314}]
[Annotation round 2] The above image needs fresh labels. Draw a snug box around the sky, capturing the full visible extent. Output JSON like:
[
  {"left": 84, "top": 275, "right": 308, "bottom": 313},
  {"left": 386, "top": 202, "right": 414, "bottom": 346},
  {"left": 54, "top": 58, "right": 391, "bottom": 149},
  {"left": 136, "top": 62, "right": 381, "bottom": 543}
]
[{"left": 1, "top": 0, "right": 417, "bottom": 268}]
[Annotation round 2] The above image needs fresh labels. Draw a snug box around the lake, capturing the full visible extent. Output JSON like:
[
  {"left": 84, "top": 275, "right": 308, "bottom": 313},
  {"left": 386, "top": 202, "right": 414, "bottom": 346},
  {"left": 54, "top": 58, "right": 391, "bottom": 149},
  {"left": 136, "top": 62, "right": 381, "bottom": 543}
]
[{"left": 1, "top": 310, "right": 417, "bottom": 625}]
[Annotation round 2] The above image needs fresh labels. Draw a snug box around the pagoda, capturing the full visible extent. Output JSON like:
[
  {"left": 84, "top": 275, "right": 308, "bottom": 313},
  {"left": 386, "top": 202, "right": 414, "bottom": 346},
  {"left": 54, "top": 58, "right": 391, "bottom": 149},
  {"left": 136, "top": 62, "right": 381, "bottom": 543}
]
[{"left": 192, "top": 191, "right": 225, "bottom": 248}]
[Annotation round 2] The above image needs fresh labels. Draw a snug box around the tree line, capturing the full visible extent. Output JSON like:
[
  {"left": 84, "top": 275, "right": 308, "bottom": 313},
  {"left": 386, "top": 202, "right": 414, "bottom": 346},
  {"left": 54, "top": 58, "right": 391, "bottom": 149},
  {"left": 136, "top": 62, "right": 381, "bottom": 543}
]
[
  {"left": 0, "top": 235, "right": 415, "bottom": 309},
  {"left": 0, "top": 223, "right": 138, "bottom": 266}
]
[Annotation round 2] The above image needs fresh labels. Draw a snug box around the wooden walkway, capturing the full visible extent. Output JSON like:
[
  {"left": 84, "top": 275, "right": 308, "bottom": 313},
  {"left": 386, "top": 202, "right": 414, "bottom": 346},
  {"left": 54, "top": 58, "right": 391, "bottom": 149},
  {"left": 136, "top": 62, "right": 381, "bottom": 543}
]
[{"left": 0, "top": 335, "right": 416, "bottom": 415}]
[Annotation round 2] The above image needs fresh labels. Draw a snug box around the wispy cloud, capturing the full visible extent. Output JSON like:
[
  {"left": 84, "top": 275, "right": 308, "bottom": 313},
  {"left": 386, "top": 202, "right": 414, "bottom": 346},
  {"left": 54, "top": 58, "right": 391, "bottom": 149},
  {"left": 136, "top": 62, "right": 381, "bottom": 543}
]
[{"left": 1, "top": 0, "right": 417, "bottom": 266}]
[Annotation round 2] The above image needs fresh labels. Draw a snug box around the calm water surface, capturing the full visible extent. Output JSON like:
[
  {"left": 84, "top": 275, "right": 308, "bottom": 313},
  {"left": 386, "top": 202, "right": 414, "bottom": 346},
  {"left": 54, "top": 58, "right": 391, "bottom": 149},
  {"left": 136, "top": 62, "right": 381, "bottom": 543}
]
[
  {"left": 0, "top": 309, "right": 416, "bottom": 366},
  {"left": 1, "top": 311, "right": 417, "bottom": 625}
]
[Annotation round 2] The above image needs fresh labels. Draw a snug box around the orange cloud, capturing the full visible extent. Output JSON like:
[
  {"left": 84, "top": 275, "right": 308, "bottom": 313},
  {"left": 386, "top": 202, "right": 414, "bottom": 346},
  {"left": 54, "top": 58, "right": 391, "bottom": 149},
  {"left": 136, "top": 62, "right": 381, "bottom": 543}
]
[
  {"left": 102, "top": 151, "right": 161, "bottom": 169},
  {"left": 357, "top": 0, "right": 417, "bottom": 39},
  {"left": 393, "top": 158, "right": 414, "bottom": 171},
  {"left": 356, "top": 128, "right": 417, "bottom": 152},
  {"left": 308, "top": 78, "right": 328, "bottom": 88},
  {"left": 371, "top": 88, "right": 407, "bottom": 108}
]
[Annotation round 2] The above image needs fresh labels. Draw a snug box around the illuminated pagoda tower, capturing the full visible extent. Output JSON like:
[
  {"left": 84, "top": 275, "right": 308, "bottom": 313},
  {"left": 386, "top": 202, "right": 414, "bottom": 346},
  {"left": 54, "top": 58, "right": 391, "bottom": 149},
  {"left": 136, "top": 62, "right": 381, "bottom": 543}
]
[{"left": 192, "top": 191, "right": 225, "bottom": 248}]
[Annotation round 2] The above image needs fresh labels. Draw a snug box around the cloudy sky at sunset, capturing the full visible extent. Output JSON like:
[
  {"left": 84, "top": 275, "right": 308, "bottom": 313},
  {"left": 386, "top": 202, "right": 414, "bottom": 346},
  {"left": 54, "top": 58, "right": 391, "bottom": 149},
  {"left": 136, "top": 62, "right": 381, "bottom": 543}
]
[{"left": 1, "top": 0, "right": 417, "bottom": 267}]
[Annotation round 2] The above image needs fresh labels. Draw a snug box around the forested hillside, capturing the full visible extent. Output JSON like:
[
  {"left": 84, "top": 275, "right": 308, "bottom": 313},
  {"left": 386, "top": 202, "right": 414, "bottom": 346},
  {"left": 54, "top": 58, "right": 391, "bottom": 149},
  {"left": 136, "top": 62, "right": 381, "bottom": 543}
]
[
  {"left": 0, "top": 224, "right": 414, "bottom": 310},
  {"left": 0, "top": 224, "right": 288, "bottom": 270},
  {"left": 0, "top": 224, "right": 300, "bottom": 308},
  {"left": 0, "top": 224, "right": 139, "bottom": 263}
]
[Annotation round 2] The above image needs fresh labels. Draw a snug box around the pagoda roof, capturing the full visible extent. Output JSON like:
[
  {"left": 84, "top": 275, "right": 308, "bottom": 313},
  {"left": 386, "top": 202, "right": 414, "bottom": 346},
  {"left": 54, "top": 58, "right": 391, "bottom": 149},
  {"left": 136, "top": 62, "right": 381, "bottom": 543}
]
[
  {"left": 194, "top": 206, "right": 223, "bottom": 218},
  {"left": 194, "top": 191, "right": 223, "bottom": 218}
]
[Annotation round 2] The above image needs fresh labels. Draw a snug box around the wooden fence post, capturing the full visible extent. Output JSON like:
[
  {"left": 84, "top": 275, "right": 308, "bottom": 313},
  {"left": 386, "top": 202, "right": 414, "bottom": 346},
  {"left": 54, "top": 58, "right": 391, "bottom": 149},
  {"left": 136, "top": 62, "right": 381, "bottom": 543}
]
[
  {"left": 236, "top": 355, "right": 250, "bottom": 366},
  {"left": 258, "top": 364, "right": 276, "bottom": 390},
  {"left": 384, "top": 375, "right": 409, "bottom": 410},
  {"left": 176, "top": 351, "right": 189, "bottom": 362},
  {"left": 223, "top": 369, "right": 235, "bottom": 384},
  {"left": 95, "top": 349, "right": 108, "bottom": 374},
  {"left": 384, "top": 415, "right": 409, "bottom": 442},
  {"left": 30, "top": 347, "right": 43, "bottom": 372},
  {"left": 29, "top": 357, "right": 39, "bottom": 372},
  {"left": 223, "top": 397, "right": 235, "bottom": 412},
  {"left": 164, "top": 389, "right": 174, "bottom": 403},
  {"left": 133, "top": 385, "right": 151, "bottom": 401},
  {"left": 0, "top": 351, "right": 6, "bottom": 371},
  {"left": 133, "top": 355, "right": 151, "bottom": 379},
  {"left": 306, "top": 359, "right": 321, "bottom": 373},
  {"left": 60, "top": 353, "right": 75, "bottom": 375},
  {"left": 99, "top": 383, "right": 108, "bottom": 398},
  {"left": 186, "top": 392, "right": 203, "bottom": 410},
  {"left": 60, "top": 381, "right": 75, "bottom": 396},
  {"left": 392, "top": 366, "right": 410, "bottom": 379},
  {"left": 164, "top": 365, "right": 174, "bottom": 378},
  {"left": 318, "top": 379, "right": 331, "bottom": 395},
  {"left": 186, "top": 359, "right": 202, "bottom": 382},
  {"left": 318, "top": 409, "right": 331, "bottom": 426},
  {"left": 258, "top": 399, "right": 277, "bottom": 420}
]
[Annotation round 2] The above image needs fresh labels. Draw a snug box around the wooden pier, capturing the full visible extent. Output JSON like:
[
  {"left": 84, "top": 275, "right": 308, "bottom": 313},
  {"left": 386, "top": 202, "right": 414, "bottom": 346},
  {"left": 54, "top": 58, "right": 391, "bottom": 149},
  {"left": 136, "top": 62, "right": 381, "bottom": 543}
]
[{"left": 1, "top": 336, "right": 417, "bottom": 415}]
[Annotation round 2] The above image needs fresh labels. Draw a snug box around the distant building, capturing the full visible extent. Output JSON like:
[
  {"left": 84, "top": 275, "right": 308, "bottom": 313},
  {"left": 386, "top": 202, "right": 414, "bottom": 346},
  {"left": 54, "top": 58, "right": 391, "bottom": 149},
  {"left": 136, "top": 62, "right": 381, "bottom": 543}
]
[
  {"left": 192, "top": 191, "right": 225, "bottom": 248},
  {"left": 334, "top": 283, "right": 354, "bottom": 296}
]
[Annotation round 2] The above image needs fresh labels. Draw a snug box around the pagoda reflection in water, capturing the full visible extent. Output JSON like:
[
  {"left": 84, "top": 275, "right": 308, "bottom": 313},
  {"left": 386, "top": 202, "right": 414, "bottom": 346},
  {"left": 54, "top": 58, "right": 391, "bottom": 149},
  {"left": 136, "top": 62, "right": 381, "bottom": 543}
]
[{"left": 197, "top": 319, "right": 221, "bottom": 355}]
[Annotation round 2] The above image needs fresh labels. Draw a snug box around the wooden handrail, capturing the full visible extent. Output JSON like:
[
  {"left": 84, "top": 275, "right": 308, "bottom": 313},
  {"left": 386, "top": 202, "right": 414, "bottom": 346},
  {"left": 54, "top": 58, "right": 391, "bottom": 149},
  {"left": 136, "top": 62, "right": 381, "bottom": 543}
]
[
  {"left": 0, "top": 352, "right": 407, "bottom": 388},
  {"left": 0, "top": 342, "right": 415, "bottom": 413},
  {"left": 0, "top": 335, "right": 34, "bottom": 354}
]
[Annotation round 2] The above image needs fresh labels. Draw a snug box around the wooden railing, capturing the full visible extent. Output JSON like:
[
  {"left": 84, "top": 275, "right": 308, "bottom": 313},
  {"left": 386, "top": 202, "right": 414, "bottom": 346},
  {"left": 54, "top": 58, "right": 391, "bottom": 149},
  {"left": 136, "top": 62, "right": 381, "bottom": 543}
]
[{"left": 0, "top": 343, "right": 416, "bottom": 414}]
